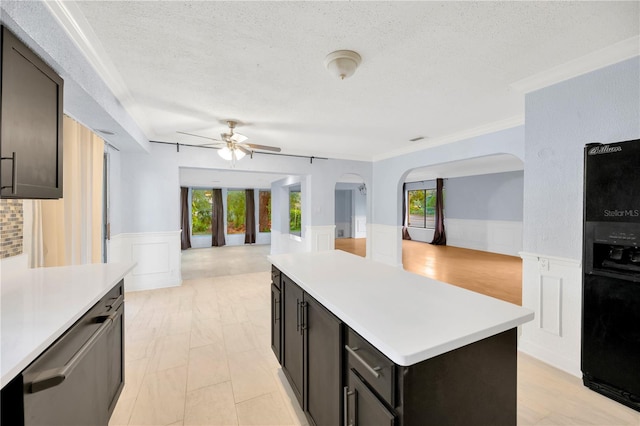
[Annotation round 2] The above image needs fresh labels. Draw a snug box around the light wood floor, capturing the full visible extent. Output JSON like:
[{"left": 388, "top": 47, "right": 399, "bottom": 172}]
[
  {"left": 110, "top": 245, "right": 640, "bottom": 426},
  {"left": 335, "top": 238, "right": 523, "bottom": 305}
]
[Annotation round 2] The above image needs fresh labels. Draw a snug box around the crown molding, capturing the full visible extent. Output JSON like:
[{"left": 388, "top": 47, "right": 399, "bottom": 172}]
[
  {"left": 372, "top": 115, "right": 525, "bottom": 162},
  {"left": 510, "top": 36, "right": 640, "bottom": 94},
  {"left": 44, "top": 1, "right": 152, "bottom": 136}
]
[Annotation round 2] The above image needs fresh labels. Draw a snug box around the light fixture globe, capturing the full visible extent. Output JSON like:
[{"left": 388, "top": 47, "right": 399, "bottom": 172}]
[
  {"left": 324, "top": 50, "right": 362, "bottom": 80},
  {"left": 218, "top": 146, "right": 245, "bottom": 161}
]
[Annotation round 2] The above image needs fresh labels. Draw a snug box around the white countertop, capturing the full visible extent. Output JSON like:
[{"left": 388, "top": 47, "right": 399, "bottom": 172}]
[
  {"left": 1, "top": 262, "right": 135, "bottom": 387},
  {"left": 269, "top": 251, "right": 534, "bottom": 366}
]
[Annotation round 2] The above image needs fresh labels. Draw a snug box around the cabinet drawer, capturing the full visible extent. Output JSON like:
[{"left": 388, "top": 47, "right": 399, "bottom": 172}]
[
  {"left": 346, "top": 328, "right": 395, "bottom": 406},
  {"left": 271, "top": 265, "right": 281, "bottom": 289}
]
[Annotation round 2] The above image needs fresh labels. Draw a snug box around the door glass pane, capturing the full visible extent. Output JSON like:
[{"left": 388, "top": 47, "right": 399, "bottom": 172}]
[
  {"left": 290, "top": 188, "right": 302, "bottom": 236},
  {"left": 259, "top": 190, "right": 271, "bottom": 233},
  {"left": 191, "top": 189, "right": 212, "bottom": 235},
  {"left": 227, "top": 190, "right": 246, "bottom": 234},
  {"left": 408, "top": 189, "right": 426, "bottom": 228}
]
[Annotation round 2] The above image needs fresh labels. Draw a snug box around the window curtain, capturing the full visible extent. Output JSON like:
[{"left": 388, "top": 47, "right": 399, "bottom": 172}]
[
  {"left": 180, "top": 187, "right": 191, "bottom": 250},
  {"left": 245, "top": 189, "right": 256, "bottom": 244},
  {"left": 40, "top": 115, "right": 104, "bottom": 266},
  {"left": 211, "top": 189, "right": 226, "bottom": 247},
  {"left": 430, "top": 178, "right": 446, "bottom": 245},
  {"left": 402, "top": 183, "right": 412, "bottom": 240}
]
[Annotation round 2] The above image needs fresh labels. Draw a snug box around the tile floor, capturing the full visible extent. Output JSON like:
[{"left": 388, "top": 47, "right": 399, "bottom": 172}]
[{"left": 110, "top": 245, "right": 640, "bottom": 426}]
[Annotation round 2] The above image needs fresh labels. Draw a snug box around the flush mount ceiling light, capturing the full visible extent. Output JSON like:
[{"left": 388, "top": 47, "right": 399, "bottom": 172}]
[{"left": 324, "top": 50, "right": 362, "bottom": 80}]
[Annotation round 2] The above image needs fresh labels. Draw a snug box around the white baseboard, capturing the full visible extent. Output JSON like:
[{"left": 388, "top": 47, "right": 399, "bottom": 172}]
[
  {"left": 519, "top": 252, "right": 582, "bottom": 377},
  {"left": 109, "top": 231, "right": 182, "bottom": 292}
]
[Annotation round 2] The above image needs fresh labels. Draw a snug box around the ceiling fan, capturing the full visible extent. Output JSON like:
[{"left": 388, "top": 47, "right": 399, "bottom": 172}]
[{"left": 177, "top": 120, "right": 281, "bottom": 163}]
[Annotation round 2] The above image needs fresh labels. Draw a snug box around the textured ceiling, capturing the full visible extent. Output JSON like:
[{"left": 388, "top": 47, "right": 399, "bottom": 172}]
[{"left": 69, "top": 1, "right": 639, "bottom": 161}]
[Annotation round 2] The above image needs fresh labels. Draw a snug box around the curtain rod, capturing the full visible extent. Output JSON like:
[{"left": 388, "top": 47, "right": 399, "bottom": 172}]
[{"left": 149, "top": 140, "right": 329, "bottom": 163}]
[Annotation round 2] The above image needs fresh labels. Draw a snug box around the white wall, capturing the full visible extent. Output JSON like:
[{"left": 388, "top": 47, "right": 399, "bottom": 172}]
[{"left": 520, "top": 56, "right": 640, "bottom": 376}]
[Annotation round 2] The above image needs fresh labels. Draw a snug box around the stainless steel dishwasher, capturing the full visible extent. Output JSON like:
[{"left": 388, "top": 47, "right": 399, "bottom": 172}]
[{"left": 2, "top": 281, "right": 124, "bottom": 426}]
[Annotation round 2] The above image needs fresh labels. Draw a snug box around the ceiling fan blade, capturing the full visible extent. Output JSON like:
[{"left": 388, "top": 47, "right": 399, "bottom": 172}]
[
  {"left": 177, "top": 131, "right": 221, "bottom": 142},
  {"left": 231, "top": 133, "right": 248, "bottom": 143},
  {"left": 245, "top": 143, "right": 281, "bottom": 152},
  {"left": 236, "top": 145, "right": 251, "bottom": 156}
]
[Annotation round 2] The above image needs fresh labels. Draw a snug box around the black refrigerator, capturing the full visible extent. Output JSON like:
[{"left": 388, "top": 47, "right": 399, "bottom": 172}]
[{"left": 582, "top": 138, "right": 640, "bottom": 412}]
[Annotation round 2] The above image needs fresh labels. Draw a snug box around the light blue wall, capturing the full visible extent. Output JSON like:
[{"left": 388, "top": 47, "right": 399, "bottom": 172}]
[
  {"left": 372, "top": 126, "right": 525, "bottom": 226},
  {"left": 118, "top": 143, "right": 372, "bottom": 236},
  {"left": 446, "top": 171, "right": 523, "bottom": 221},
  {"left": 524, "top": 56, "right": 640, "bottom": 259}
]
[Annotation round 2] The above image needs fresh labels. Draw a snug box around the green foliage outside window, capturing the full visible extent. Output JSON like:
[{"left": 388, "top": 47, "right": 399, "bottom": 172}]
[
  {"left": 259, "top": 191, "right": 271, "bottom": 233},
  {"left": 290, "top": 190, "right": 301, "bottom": 234},
  {"left": 408, "top": 189, "right": 438, "bottom": 228},
  {"left": 227, "top": 190, "right": 246, "bottom": 234},
  {"left": 191, "top": 189, "right": 212, "bottom": 235}
]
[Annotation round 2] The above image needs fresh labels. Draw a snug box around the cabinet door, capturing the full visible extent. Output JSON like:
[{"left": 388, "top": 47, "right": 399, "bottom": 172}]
[
  {"left": 346, "top": 369, "right": 395, "bottom": 426},
  {"left": 106, "top": 302, "right": 124, "bottom": 417},
  {"left": 1, "top": 27, "right": 63, "bottom": 199},
  {"left": 304, "top": 294, "right": 342, "bottom": 426},
  {"left": 282, "top": 275, "right": 304, "bottom": 405},
  {"left": 271, "top": 283, "right": 282, "bottom": 363}
]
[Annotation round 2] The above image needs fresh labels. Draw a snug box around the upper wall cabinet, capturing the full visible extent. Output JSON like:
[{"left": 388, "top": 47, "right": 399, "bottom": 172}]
[{"left": 1, "top": 26, "right": 63, "bottom": 199}]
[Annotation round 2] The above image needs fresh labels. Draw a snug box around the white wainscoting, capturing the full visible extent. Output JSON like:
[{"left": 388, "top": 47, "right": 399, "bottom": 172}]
[
  {"left": 445, "top": 219, "right": 523, "bottom": 256},
  {"left": 519, "top": 252, "right": 582, "bottom": 377},
  {"left": 354, "top": 217, "right": 367, "bottom": 239},
  {"left": 191, "top": 232, "right": 271, "bottom": 249},
  {"left": 369, "top": 223, "right": 402, "bottom": 268},
  {"left": 306, "top": 225, "right": 336, "bottom": 252},
  {"left": 270, "top": 226, "right": 335, "bottom": 255},
  {"left": 406, "top": 227, "right": 435, "bottom": 243},
  {"left": 109, "top": 231, "right": 182, "bottom": 292}
]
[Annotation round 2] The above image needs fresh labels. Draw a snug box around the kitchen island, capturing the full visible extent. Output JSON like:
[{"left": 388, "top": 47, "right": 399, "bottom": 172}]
[
  {"left": 269, "top": 250, "right": 534, "bottom": 426},
  {"left": 1, "top": 262, "right": 134, "bottom": 425}
]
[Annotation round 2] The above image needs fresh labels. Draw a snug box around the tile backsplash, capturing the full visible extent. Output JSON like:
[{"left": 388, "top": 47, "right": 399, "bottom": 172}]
[{"left": 0, "top": 199, "right": 23, "bottom": 259}]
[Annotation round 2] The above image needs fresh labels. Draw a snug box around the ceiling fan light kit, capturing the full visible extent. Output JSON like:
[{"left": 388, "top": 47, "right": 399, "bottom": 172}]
[
  {"left": 324, "top": 50, "right": 362, "bottom": 80},
  {"left": 218, "top": 145, "right": 245, "bottom": 161}
]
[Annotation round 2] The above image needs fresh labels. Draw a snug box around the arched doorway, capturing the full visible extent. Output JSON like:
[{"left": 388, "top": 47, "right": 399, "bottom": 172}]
[{"left": 334, "top": 173, "right": 367, "bottom": 257}]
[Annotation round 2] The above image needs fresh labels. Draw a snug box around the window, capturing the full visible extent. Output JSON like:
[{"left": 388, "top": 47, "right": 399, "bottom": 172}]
[
  {"left": 289, "top": 186, "right": 301, "bottom": 236},
  {"left": 191, "top": 189, "right": 212, "bottom": 235},
  {"left": 408, "top": 189, "right": 437, "bottom": 229},
  {"left": 227, "top": 190, "right": 245, "bottom": 234},
  {"left": 259, "top": 190, "right": 271, "bottom": 233}
]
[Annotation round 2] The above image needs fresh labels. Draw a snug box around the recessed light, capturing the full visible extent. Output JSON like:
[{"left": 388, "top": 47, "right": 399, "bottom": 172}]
[{"left": 409, "top": 136, "right": 425, "bottom": 142}]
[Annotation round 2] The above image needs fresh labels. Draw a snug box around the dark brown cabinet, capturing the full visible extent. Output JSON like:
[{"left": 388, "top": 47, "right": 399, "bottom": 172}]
[
  {"left": 271, "top": 263, "right": 519, "bottom": 426},
  {"left": 0, "top": 281, "right": 124, "bottom": 426},
  {"left": 281, "top": 273, "right": 304, "bottom": 405},
  {"left": 304, "top": 295, "right": 342, "bottom": 426},
  {"left": 105, "top": 285, "right": 125, "bottom": 416},
  {"left": 270, "top": 265, "right": 282, "bottom": 363},
  {"left": 1, "top": 26, "right": 63, "bottom": 199},
  {"left": 346, "top": 369, "right": 395, "bottom": 426},
  {"left": 277, "top": 268, "right": 343, "bottom": 426}
]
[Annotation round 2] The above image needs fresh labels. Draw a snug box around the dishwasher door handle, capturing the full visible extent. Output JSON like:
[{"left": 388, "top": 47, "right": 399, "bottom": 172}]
[{"left": 26, "top": 309, "right": 122, "bottom": 394}]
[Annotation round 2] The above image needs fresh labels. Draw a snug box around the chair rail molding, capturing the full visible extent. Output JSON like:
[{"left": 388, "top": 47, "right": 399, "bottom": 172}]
[{"left": 519, "top": 252, "right": 582, "bottom": 377}]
